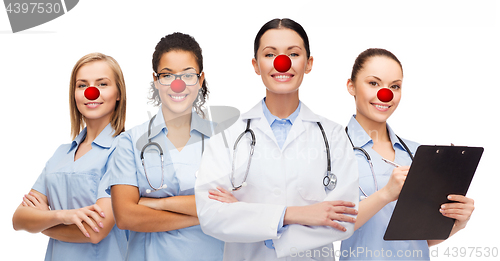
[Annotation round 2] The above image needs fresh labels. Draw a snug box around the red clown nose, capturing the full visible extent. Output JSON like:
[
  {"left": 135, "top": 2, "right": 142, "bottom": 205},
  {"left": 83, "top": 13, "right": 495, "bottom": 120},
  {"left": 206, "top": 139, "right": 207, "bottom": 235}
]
[
  {"left": 273, "top": 55, "right": 292, "bottom": 72},
  {"left": 377, "top": 88, "right": 394, "bottom": 102},
  {"left": 170, "top": 79, "right": 186, "bottom": 93},
  {"left": 84, "top": 86, "right": 100, "bottom": 100}
]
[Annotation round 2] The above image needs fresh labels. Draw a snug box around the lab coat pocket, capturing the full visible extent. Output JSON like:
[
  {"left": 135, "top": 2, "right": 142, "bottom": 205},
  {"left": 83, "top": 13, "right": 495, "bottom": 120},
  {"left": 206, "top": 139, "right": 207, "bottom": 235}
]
[{"left": 297, "top": 168, "right": 327, "bottom": 203}]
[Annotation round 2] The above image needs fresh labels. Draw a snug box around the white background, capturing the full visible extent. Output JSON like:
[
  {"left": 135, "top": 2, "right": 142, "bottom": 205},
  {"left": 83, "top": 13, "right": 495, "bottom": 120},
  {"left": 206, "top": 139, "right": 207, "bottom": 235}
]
[{"left": 1, "top": 0, "right": 498, "bottom": 260}]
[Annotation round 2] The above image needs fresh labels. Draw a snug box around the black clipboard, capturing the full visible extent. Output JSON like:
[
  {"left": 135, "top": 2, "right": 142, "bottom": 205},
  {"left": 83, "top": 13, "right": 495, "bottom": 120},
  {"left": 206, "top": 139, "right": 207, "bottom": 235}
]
[{"left": 383, "top": 145, "right": 483, "bottom": 240}]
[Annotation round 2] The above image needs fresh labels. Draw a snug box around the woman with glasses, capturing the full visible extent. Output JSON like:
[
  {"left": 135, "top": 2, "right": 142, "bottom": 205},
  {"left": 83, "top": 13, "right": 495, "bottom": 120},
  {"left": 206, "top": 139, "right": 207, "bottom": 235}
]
[
  {"left": 108, "top": 32, "right": 224, "bottom": 261},
  {"left": 12, "top": 52, "right": 128, "bottom": 260}
]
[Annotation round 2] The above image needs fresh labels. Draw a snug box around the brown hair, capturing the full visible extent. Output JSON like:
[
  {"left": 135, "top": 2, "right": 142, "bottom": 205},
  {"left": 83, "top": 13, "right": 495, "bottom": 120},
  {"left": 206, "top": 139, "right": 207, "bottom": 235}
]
[
  {"left": 350, "top": 48, "right": 403, "bottom": 82},
  {"left": 69, "top": 53, "right": 127, "bottom": 139}
]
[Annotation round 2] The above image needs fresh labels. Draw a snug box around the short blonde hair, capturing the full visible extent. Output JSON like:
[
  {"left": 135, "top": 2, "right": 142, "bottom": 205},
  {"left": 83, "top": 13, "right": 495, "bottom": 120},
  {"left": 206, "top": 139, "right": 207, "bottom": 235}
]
[{"left": 69, "top": 53, "right": 127, "bottom": 139}]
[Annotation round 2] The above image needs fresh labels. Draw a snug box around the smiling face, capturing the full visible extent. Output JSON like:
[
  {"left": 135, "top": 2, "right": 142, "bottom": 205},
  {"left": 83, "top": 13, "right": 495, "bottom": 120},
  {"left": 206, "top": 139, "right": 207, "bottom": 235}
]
[
  {"left": 153, "top": 50, "right": 203, "bottom": 117},
  {"left": 74, "top": 61, "right": 120, "bottom": 123},
  {"left": 347, "top": 55, "right": 403, "bottom": 124},
  {"left": 252, "top": 28, "right": 313, "bottom": 95}
]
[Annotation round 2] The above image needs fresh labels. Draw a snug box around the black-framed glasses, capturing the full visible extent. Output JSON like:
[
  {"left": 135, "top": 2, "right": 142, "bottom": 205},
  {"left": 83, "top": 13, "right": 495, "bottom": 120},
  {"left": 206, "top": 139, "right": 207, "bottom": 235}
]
[{"left": 155, "top": 72, "right": 202, "bottom": 86}]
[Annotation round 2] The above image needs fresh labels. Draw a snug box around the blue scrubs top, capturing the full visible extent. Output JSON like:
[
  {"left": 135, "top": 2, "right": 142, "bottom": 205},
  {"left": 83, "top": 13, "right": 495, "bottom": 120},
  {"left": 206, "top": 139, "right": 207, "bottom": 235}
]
[
  {"left": 32, "top": 123, "right": 127, "bottom": 261},
  {"left": 107, "top": 108, "right": 224, "bottom": 261},
  {"left": 340, "top": 116, "right": 430, "bottom": 260}
]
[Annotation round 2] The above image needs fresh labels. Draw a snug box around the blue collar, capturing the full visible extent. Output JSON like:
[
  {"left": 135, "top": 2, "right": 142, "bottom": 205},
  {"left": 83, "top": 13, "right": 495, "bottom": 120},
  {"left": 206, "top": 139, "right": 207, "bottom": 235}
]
[
  {"left": 147, "top": 107, "right": 215, "bottom": 140},
  {"left": 261, "top": 98, "right": 301, "bottom": 126},
  {"left": 346, "top": 115, "right": 404, "bottom": 149},
  {"left": 69, "top": 123, "right": 115, "bottom": 152}
]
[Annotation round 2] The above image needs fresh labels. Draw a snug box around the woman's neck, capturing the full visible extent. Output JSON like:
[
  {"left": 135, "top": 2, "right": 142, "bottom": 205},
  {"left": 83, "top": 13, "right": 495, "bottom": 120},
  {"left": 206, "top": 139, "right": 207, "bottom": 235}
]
[
  {"left": 161, "top": 105, "right": 192, "bottom": 131},
  {"left": 355, "top": 112, "right": 390, "bottom": 144},
  {"left": 83, "top": 115, "right": 111, "bottom": 144},
  {"left": 265, "top": 90, "right": 299, "bottom": 119}
]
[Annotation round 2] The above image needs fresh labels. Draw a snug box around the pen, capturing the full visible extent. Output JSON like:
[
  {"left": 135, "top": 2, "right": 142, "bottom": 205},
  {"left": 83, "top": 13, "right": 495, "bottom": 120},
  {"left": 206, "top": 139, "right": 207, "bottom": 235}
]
[{"left": 382, "top": 158, "right": 401, "bottom": 167}]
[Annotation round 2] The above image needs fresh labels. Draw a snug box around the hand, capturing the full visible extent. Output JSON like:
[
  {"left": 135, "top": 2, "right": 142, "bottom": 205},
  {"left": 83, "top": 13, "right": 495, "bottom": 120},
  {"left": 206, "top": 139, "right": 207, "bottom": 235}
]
[
  {"left": 440, "top": 195, "right": 474, "bottom": 230},
  {"left": 57, "top": 204, "right": 106, "bottom": 238},
  {"left": 22, "top": 192, "right": 49, "bottom": 211},
  {"left": 208, "top": 187, "right": 238, "bottom": 203},
  {"left": 285, "top": 201, "right": 357, "bottom": 231},
  {"left": 380, "top": 166, "right": 410, "bottom": 202}
]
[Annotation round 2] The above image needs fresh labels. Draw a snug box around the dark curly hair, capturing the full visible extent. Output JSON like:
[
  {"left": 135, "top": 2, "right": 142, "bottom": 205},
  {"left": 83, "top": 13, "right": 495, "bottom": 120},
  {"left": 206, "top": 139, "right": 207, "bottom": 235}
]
[{"left": 149, "top": 32, "right": 208, "bottom": 118}]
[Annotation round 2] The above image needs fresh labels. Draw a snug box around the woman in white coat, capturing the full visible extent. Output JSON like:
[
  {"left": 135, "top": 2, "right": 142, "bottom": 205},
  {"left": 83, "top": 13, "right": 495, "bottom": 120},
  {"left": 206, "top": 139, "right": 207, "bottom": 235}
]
[{"left": 195, "top": 18, "right": 359, "bottom": 260}]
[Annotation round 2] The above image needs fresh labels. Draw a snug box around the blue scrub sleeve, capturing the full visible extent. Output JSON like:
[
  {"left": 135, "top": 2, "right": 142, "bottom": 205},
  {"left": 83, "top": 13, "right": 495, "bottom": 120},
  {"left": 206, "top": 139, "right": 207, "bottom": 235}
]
[
  {"left": 32, "top": 166, "right": 48, "bottom": 195},
  {"left": 105, "top": 132, "right": 140, "bottom": 195},
  {"left": 278, "top": 207, "right": 287, "bottom": 233}
]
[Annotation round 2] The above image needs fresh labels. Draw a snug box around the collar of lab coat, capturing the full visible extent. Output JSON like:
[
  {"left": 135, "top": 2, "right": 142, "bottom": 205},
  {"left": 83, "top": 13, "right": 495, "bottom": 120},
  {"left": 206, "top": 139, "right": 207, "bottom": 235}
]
[{"left": 240, "top": 100, "right": 321, "bottom": 150}]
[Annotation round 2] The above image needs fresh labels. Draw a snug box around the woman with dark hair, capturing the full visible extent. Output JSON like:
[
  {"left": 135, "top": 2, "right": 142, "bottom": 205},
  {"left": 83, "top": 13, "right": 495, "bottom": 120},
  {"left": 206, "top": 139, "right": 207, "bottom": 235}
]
[
  {"left": 108, "top": 32, "right": 223, "bottom": 261},
  {"left": 195, "top": 18, "right": 359, "bottom": 260},
  {"left": 12, "top": 52, "right": 128, "bottom": 260},
  {"left": 340, "top": 48, "right": 474, "bottom": 260}
]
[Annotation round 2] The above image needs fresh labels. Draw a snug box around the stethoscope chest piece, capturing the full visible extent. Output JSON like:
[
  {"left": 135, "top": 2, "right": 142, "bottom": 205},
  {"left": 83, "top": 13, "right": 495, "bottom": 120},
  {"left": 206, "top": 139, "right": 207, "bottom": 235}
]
[{"left": 323, "top": 171, "right": 337, "bottom": 191}]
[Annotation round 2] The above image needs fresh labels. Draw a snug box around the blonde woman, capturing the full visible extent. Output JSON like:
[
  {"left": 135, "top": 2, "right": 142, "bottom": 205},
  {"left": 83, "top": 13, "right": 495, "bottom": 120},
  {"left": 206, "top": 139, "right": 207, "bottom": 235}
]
[{"left": 13, "top": 53, "right": 128, "bottom": 261}]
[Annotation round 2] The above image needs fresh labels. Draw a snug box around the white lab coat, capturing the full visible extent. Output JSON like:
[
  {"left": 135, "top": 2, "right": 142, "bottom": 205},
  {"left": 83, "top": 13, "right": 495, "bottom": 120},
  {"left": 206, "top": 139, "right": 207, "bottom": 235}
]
[{"left": 195, "top": 101, "right": 359, "bottom": 260}]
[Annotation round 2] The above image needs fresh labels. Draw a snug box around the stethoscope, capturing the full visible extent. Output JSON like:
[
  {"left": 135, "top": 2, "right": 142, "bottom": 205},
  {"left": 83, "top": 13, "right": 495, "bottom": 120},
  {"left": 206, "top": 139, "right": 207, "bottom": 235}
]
[
  {"left": 230, "top": 119, "right": 337, "bottom": 191},
  {"left": 345, "top": 127, "right": 413, "bottom": 200},
  {"left": 140, "top": 115, "right": 204, "bottom": 194}
]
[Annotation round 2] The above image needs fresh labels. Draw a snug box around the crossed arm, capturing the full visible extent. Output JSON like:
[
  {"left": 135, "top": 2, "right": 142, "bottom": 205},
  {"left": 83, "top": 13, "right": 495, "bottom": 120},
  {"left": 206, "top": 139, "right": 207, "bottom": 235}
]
[
  {"left": 110, "top": 184, "right": 199, "bottom": 233},
  {"left": 12, "top": 189, "right": 113, "bottom": 244},
  {"left": 13, "top": 186, "right": 201, "bottom": 243},
  {"left": 209, "top": 187, "right": 357, "bottom": 232}
]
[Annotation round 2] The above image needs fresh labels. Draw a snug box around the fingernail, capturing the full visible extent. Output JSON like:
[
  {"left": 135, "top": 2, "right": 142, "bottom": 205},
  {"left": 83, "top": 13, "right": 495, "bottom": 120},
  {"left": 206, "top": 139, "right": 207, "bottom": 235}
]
[
  {"left": 101, "top": 212, "right": 106, "bottom": 218},
  {"left": 441, "top": 205, "right": 445, "bottom": 209},
  {"left": 85, "top": 233, "right": 90, "bottom": 238},
  {"left": 94, "top": 227, "right": 99, "bottom": 232},
  {"left": 99, "top": 222, "right": 104, "bottom": 228},
  {"left": 448, "top": 195, "right": 452, "bottom": 200}
]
